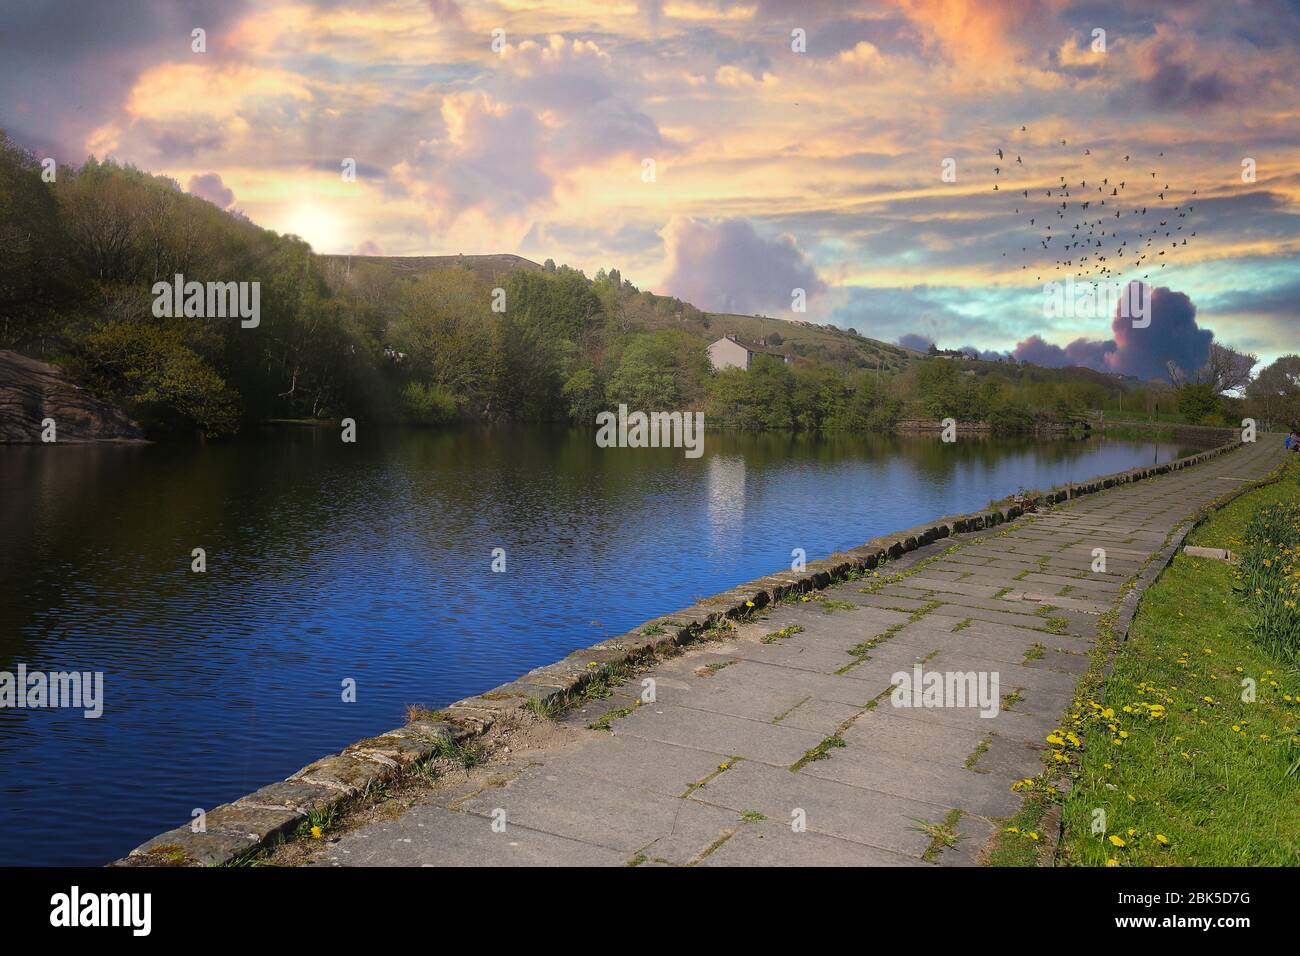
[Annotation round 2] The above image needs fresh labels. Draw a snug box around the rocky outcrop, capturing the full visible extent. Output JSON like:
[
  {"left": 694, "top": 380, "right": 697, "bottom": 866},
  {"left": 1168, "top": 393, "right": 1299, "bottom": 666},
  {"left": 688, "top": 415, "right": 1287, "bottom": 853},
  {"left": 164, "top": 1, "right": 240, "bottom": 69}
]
[{"left": 0, "top": 349, "right": 145, "bottom": 443}]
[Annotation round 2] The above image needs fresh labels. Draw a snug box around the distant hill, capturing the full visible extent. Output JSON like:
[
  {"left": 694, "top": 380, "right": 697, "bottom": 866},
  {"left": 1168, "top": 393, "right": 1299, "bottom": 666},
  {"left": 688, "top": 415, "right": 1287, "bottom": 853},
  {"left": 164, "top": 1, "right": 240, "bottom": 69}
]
[
  {"left": 318, "top": 253, "right": 542, "bottom": 286},
  {"left": 317, "top": 252, "right": 916, "bottom": 374},
  {"left": 688, "top": 311, "right": 915, "bottom": 374}
]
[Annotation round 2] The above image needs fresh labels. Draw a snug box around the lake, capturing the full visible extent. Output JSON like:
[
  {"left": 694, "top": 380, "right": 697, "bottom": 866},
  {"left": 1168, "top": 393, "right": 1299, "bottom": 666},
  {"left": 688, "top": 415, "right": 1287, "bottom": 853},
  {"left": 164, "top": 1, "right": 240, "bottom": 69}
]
[{"left": 0, "top": 426, "right": 1200, "bottom": 865}]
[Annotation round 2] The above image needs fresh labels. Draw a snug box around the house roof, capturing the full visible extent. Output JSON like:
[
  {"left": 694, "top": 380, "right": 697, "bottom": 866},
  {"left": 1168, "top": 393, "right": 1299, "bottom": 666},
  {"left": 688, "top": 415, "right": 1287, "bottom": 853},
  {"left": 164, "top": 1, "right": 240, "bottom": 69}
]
[{"left": 711, "top": 335, "right": 788, "bottom": 358}]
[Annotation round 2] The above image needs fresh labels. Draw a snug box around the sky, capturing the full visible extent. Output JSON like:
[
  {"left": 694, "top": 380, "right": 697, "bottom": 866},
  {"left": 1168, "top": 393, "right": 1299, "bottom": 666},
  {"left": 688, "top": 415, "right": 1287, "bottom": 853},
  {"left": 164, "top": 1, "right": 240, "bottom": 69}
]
[{"left": 2, "top": 0, "right": 1297, "bottom": 369}]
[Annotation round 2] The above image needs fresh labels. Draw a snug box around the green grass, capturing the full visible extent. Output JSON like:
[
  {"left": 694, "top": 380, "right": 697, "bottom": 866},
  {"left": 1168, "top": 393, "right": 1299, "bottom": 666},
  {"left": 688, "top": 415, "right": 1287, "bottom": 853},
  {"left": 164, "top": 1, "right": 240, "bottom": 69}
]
[
  {"left": 1186, "top": 464, "right": 1300, "bottom": 552},
  {"left": 1099, "top": 408, "right": 1188, "bottom": 425},
  {"left": 790, "top": 735, "right": 846, "bottom": 772},
  {"left": 587, "top": 701, "right": 640, "bottom": 732},
  {"left": 294, "top": 804, "right": 338, "bottom": 839},
  {"left": 428, "top": 733, "right": 479, "bottom": 768},
  {"left": 1100, "top": 424, "right": 1178, "bottom": 441},
  {"left": 761, "top": 624, "right": 804, "bottom": 644},
  {"left": 986, "top": 788, "right": 1055, "bottom": 866},
  {"left": 819, "top": 599, "right": 858, "bottom": 614},
  {"left": 696, "top": 660, "right": 735, "bottom": 677},
  {"left": 964, "top": 735, "right": 991, "bottom": 771},
  {"left": 916, "top": 809, "right": 964, "bottom": 863},
  {"left": 1059, "top": 461, "right": 1300, "bottom": 866}
]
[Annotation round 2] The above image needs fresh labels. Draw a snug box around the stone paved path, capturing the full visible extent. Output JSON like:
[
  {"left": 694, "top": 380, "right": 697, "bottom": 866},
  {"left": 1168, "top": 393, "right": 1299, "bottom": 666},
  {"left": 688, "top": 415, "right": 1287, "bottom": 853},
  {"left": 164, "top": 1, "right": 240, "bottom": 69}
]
[{"left": 314, "top": 439, "right": 1285, "bottom": 867}]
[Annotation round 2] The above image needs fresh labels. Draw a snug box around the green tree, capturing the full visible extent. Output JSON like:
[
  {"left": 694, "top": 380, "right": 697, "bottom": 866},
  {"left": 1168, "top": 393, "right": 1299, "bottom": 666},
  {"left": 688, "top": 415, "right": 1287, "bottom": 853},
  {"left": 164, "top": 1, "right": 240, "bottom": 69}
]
[
  {"left": 1177, "top": 382, "right": 1221, "bottom": 424},
  {"left": 706, "top": 356, "right": 796, "bottom": 429},
  {"left": 77, "top": 319, "right": 239, "bottom": 435},
  {"left": 562, "top": 367, "right": 606, "bottom": 424},
  {"left": 606, "top": 330, "right": 708, "bottom": 409}
]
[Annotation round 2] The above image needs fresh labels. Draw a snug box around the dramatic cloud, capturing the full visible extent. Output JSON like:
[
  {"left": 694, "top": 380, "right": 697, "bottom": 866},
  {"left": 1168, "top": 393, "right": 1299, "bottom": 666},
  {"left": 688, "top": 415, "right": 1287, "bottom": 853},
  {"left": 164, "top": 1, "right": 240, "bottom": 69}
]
[
  {"left": 1013, "top": 334, "right": 1115, "bottom": 369},
  {"left": 186, "top": 172, "right": 235, "bottom": 209},
  {"left": 393, "top": 92, "right": 553, "bottom": 224},
  {"left": 1107, "top": 287, "right": 1213, "bottom": 380},
  {"left": 898, "top": 333, "right": 934, "bottom": 351},
  {"left": 1131, "top": 29, "right": 1235, "bottom": 112},
  {"left": 425, "top": 0, "right": 463, "bottom": 26},
  {"left": 658, "top": 217, "right": 827, "bottom": 315},
  {"left": 2, "top": 0, "right": 1296, "bottom": 360},
  {"left": 0, "top": 0, "right": 251, "bottom": 161},
  {"left": 892, "top": 0, "right": 1067, "bottom": 66},
  {"left": 1013, "top": 286, "right": 1215, "bottom": 381}
]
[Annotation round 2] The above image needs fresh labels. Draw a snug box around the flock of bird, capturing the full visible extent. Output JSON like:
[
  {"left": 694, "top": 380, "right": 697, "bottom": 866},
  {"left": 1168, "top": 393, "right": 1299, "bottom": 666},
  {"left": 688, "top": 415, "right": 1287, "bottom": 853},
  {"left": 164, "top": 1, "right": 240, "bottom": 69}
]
[{"left": 990, "top": 126, "right": 1201, "bottom": 288}]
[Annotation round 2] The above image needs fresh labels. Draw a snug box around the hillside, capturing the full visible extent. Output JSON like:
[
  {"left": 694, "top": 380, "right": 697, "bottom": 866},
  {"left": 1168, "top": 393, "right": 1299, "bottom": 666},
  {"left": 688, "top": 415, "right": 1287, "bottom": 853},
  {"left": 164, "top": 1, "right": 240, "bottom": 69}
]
[
  {"left": 317, "top": 251, "right": 914, "bottom": 375},
  {"left": 642, "top": 310, "right": 916, "bottom": 374},
  {"left": 0, "top": 135, "right": 1219, "bottom": 438},
  {"left": 318, "top": 253, "right": 542, "bottom": 286}
]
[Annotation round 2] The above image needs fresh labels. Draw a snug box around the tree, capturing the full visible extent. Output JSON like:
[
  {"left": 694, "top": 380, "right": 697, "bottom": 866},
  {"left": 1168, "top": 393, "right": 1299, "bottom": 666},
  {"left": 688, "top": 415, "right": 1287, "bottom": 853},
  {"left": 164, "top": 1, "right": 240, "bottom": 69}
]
[
  {"left": 1177, "top": 382, "right": 1221, "bottom": 424},
  {"left": 390, "top": 267, "right": 495, "bottom": 412},
  {"left": 561, "top": 367, "right": 605, "bottom": 424},
  {"left": 1199, "top": 342, "right": 1257, "bottom": 395},
  {"left": 0, "top": 131, "right": 77, "bottom": 350},
  {"left": 706, "top": 356, "right": 796, "bottom": 430},
  {"left": 77, "top": 318, "right": 239, "bottom": 435},
  {"left": 606, "top": 330, "right": 707, "bottom": 410},
  {"left": 1247, "top": 355, "right": 1300, "bottom": 427}
]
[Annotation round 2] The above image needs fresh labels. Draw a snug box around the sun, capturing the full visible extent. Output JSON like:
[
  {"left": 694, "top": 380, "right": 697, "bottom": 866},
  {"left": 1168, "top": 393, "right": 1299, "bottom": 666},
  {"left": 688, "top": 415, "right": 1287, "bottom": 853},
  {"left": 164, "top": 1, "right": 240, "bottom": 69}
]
[{"left": 280, "top": 203, "right": 349, "bottom": 253}]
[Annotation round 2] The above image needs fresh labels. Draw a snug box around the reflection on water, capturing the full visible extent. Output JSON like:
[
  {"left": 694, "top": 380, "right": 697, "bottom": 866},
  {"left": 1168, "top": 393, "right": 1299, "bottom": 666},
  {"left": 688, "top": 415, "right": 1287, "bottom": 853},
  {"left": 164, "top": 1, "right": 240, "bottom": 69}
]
[
  {"left": 707, "top": 455, "right": 747, "bottom": 545},
  {"left": 0, "top": 425, "right": 1201, "bottom": 864}
]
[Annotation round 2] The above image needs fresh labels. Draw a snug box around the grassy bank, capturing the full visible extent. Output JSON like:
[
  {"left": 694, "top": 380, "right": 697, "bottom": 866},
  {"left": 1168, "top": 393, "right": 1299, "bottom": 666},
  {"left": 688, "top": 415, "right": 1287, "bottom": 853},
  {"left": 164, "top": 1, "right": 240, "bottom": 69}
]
[{"left": 1057, "top": 460, "right": 1300, "bottom": 866}]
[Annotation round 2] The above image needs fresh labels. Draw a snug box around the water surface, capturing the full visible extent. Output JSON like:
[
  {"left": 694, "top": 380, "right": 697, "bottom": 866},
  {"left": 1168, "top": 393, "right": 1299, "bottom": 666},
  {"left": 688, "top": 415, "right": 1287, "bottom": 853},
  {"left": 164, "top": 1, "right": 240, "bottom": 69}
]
[{"left": 0, "top": 426, "right": 1199, "bottom": 864}]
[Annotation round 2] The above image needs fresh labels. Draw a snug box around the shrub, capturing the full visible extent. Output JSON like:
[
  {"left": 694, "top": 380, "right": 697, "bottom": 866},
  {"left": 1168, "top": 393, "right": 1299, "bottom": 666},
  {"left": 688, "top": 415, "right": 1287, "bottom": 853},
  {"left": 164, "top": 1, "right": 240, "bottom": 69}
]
[
  {"left": 987, "top": 399, "right": 1036, "bottom": 434},
  {"left": 1240, "top": 500, "right": 1300, "bottom": 662},
  {"left": 400, "top": 381, "right": 460, "bottom": 425},
  {"left": 78, "top": 320, "right": 239, "bottom": 436},
  {"left": 1178, "top": 382, "right": 1221, "bottom": 424}
]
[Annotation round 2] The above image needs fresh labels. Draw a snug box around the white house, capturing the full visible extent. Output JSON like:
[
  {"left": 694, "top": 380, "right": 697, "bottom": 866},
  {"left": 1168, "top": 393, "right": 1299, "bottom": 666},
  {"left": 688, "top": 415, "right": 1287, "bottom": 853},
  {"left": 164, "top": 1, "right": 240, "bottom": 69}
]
[{"left": 707, "top": 334, "right": 793, "bottom": 371}]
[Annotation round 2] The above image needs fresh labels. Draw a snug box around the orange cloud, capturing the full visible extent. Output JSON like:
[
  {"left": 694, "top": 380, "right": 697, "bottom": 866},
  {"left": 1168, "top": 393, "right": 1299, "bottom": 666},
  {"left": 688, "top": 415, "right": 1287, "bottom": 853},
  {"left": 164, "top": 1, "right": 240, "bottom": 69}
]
[{"left": 893, "top": 0, "right": 1068, "bottom": 65}]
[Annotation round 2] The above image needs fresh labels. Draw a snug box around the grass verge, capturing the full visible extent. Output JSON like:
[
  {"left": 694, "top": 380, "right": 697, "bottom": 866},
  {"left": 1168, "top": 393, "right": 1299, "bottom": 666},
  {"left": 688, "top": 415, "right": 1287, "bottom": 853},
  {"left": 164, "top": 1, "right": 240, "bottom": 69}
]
[{"left": 1058, "top": 459, "right": 1300, "bottom": 866}]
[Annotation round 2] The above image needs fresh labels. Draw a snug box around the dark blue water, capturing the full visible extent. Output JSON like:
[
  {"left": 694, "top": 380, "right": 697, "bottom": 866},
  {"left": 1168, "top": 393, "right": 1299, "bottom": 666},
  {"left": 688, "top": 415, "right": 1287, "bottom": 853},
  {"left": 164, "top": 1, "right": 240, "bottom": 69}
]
[{"left": 0, "top": 426, "right": 1197, "bottom": 865}]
